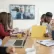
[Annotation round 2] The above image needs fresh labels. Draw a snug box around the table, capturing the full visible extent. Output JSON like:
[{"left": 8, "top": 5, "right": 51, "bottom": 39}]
[{"left": 2, "top": 36, "right": 54, "bottom": 54}]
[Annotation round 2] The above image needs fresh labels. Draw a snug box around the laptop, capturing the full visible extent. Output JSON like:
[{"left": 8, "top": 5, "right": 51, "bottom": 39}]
[
  {"left": 4, "top": 36, "right": 27, "bottom": 48},
  {"left": 31, "top": 25, "right": 46, "bottom": 38}
]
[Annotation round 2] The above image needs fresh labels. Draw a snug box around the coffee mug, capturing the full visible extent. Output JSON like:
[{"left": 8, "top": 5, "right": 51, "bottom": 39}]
[{"left": 17, "top": 33, "right": 22, "bottom": 38}]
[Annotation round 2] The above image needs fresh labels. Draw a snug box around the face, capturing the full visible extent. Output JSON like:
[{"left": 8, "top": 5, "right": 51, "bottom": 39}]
[
  {"left": 41, "top": 18, "right": 44, "bottom": 22},
  {"left": 46, "top": 17, "right": 52, "bottom": 23},
  {"left": 20, "top": 8, "right": 24, "bottom": 13}
]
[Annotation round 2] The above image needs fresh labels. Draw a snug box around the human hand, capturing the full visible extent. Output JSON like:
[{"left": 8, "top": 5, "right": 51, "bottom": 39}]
[
  {"left": 50, "top": 19, "right": 54, "bottom": 30},
  {"left": 50, "top": 19, "right": 54, "bottom": 25},
  {"left": 6, "top": 46, "right": 17, "bottom": 54},
  {"left": 12, "top": 28, "right": 19, "bottom": 34},
  {"left": 44, "top": 33, "right": 48, "bottom": 37}
]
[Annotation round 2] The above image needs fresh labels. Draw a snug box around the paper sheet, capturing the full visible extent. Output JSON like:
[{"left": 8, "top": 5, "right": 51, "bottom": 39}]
[{"left": 36, "top": 39, "right": 54, "bottom": 46}]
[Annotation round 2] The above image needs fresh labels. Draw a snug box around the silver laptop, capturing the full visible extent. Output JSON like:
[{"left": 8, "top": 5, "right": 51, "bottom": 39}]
[{"left": 4, "top": 39, "right": 26, "bottom": 48}]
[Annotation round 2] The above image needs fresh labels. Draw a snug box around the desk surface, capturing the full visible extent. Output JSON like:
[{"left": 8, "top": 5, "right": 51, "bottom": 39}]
[{"left": 2, "top": 36, "right": 54, "bottom": 54}]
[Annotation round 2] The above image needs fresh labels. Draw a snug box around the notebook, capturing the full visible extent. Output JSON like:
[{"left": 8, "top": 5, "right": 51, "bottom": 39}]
[
  {"left": 36, "top": 39, "right": 54, "bottom": 46},
  {"left": 31, "top": 25, "right": 46, "bottom": 38}
]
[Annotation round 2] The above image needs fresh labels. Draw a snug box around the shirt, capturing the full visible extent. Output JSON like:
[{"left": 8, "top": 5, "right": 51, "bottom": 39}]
[
  {"left": 42, "top": 22, "right": 52, "bottom": 34},
  {"left": 0, "top": 39, "right": 2, "bottom": 46},
  {"left": 0, "top": 47, "right": 8, "bottom": 54}
]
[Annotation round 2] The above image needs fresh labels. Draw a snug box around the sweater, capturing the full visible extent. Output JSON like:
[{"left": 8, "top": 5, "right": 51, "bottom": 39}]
[{"left": 0, "top": 23, "right": 10, "bottom": 39}]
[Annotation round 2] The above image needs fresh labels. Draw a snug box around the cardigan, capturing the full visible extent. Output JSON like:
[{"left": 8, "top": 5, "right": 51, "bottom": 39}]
[{"left": 0, "top": 23, "right": 10, "bottom": 39}]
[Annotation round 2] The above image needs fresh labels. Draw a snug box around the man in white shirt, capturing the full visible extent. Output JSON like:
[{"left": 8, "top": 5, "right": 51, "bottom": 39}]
[{"left": 44, "top": 12, "right": 53, "bottom": 37}]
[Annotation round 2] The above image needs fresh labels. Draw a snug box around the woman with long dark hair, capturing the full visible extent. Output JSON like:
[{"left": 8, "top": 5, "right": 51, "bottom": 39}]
[{"left": 0, "top": 12, "right": 10, "bottom": 39}]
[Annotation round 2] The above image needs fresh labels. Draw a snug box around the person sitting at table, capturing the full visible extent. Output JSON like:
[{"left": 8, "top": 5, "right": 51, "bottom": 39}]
[
  {"left": 7, "top": 13, "right": 12, "bottom": 31},
  {"left": 43, "top": 12, "right": 53, "bottom": 37},
  {"left": 0, "top": 39, "right": 17, "bottom": 54},
  {"left": 40, "top": 12, "right": 53, "bottom": 37},
  {"left": 0, "top": 12, "right": 13, "bottom": 39},
  {"left": 48, "top": 19, "right": 54, "bottom": 38},
  {"left": 40, "top": 14, "right": 49, "bottom": 37},
  {"left": 40, "top": 14, "right": 47, "bottom": 25}
]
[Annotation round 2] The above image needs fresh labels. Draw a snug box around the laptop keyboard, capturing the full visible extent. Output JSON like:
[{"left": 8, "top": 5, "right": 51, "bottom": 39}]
[{"left": 14, "top": 40, "right": 23, "bottom": 46}]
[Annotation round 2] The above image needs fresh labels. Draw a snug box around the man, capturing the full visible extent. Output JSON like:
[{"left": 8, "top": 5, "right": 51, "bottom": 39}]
[
  {"left": 16, "top": 7, "right": 26, "bottom": 19},
  {"left": 44, "top": 12, "right": 53, "bottom": 37},
  {"left": 50, "top": 19, "right": 54, "bottom": 39},
  {"left": 46, "top": 12, "right": 53, "bottom": 24}
]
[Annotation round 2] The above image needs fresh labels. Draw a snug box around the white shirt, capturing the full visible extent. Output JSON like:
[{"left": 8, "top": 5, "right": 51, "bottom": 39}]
[
  {"left": 21, "top": 13, "right": 23, "bottom": 19},
  {"left": 42, "top": 22, "right": 52, "bottom": 34}
]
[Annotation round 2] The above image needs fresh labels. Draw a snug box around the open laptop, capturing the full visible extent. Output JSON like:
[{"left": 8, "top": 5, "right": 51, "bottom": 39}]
[
  {"left": 31, "top": 25, "right": 46, "bottom": 38},
  {"left": 4, "top": 36, "right": 27, "bottom": 48}
]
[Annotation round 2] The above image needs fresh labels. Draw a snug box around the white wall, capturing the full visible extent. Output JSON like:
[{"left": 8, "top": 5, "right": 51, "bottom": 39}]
[{"left": 0, "top": 0, "right": 54, "bottom": 29}]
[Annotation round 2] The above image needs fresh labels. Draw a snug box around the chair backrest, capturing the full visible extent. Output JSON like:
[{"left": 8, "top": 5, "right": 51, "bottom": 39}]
[{"left": 31, "top": 25, "right": 46, "bottom": 38}]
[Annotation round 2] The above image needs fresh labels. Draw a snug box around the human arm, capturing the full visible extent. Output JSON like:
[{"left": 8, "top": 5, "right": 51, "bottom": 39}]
[
  {"left": 0, "top": 46, "right": 17, "bottom": 54},
  {"left": 0, "top": 24, "right": 10, "bottom": 37}
]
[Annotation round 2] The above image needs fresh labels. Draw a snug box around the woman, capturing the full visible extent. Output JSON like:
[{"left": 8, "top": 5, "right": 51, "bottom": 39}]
[
  {"left": 0, "top": 12, "right": 12, "bottom": 39},
  {"left": 0, "top": 12, "right": 8, "bottom": 31},
  {"left": 40, "top": 14, "right": 47, "bottom": 25},
  {"left": 7, "top": 13, "right": 13, "bottom": 32}
]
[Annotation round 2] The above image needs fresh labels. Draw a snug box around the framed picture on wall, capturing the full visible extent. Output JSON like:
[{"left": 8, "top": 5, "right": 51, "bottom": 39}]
[{"left": 10, "top": 4, "right": 35, "bottom": 20}]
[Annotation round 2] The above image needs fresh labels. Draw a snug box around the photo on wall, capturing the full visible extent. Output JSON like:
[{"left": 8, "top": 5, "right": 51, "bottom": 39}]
[{"left": 10, "top": 4, "right": 35, "bottom": 20}]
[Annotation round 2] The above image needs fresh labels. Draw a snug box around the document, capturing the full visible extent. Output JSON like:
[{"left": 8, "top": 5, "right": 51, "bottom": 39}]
[{"left": 36, "top": 39, "right": 54, "bottom": 46}]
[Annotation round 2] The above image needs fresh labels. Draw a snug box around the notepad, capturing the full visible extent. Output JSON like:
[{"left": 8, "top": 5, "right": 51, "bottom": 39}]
[{"left": 36, "top": 39, "right": 54, "bottom": 46}]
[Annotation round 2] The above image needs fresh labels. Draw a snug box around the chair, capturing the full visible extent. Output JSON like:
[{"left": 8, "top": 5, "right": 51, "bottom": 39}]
[{"left": 31, "top": 25, "right": 46, "bottom": 38}]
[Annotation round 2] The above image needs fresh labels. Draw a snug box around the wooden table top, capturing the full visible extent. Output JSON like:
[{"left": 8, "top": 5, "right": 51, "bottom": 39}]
[{"left": 2, "top": 36, "right": 54, "bottom": 54}]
